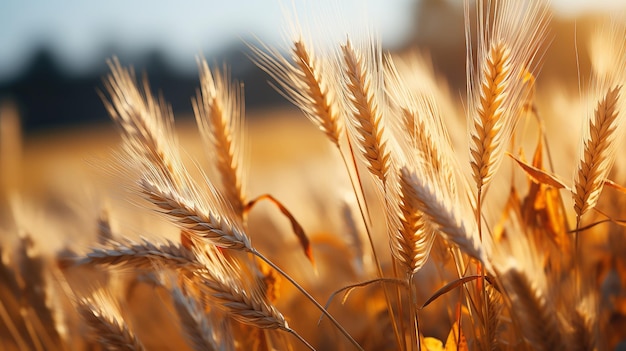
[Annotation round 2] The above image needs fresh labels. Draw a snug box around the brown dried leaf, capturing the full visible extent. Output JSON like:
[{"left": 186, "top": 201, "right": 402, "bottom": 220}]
[
  {"left": 508, "top": 152, "right": 569, "bottom": 190},
  {"left": 245, "top": 194, "right": 315, "bottom": 267}
]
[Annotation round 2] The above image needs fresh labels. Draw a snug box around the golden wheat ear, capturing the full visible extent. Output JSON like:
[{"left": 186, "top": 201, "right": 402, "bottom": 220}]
[
  {"left": 400, "top": 166, "right": 488, "bottom": 268},
  {"left": 466, "top": 0, "right": 550, "bottom": 208},
  {"left": 0, "top": 235, "right": 65, "bottom": 350},
  {"left": 573, "top": 21, "right": 626, "bottom": 222},
  {"left": 250, "top": 37, "right": 344, "bottom": 148},
  {"left": 340, "top": 38, "right": 391, "bottom": 186},
  {"left": 192, "top": 59, "right": 247, "bottom": 216},
  {"left": 573, "top": 85, "right": 623, "bottom": 219},
  {"left": 101, "top": 57, "right": 184, "bottom": 190}
]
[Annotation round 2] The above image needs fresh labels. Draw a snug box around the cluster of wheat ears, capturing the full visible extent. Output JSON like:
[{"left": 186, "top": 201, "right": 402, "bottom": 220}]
[{"left": 2, "top": 0, "right": 626, "bottom": 350}]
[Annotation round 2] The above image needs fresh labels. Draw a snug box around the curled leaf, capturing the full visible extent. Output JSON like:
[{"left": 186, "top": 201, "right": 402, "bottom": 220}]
[
  {"left": 508, "top": 152, "right": 569, "bottom": 190},
  {"left": 245, "top": 194, "right": 315, "bottom": 267}
]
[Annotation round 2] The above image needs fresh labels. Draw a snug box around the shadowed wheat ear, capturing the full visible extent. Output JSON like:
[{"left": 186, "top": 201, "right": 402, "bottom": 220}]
[
  {"left": 492, "top": 228, "right": 564, "bottom": 351},
  {"left": 568, "top": 293, "right": 599, "bottom": 351},
  {"left": 466, "top": 0, "right": 550, "bottom": 205},
  {"left": 251, "top": 37, "right": 343, "bottom": 147},
  {"left": 498, "top": 266, "right": 563, "bottom": 351},
  {"left": 193, "top": 59, "right": 247, "bottom": 215},
  {"left": 76, "top": 289, "right": 145, "bottom": 351},
  {"left": 188, "top": 247, "right": 316, "bottom": 350},
  {"left": 170, "top": 285, "right": 229, "bottom": 351}
]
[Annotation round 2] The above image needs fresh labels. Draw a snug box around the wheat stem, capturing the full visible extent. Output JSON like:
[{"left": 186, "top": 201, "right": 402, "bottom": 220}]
[{"left": 252, "top": 250, "right": 364, "bottom": 351}]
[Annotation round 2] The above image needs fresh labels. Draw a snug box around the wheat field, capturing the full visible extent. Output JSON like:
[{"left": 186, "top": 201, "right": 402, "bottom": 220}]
[{"left": 1, "top": 1, "right": 626, "bottom": 350}]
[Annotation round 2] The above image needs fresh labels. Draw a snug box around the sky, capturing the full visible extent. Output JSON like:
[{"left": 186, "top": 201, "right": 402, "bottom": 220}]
[{"left": 0, "top": 0, "right": 624, "bottom": 82}]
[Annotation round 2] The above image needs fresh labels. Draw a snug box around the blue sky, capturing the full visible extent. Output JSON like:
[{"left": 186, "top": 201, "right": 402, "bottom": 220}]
[
  {"left": 0, "top": 0, "right": 623, "bottom": 82},
  {"left": 0, "top": 0, "right": 415, "bottom": 80}
]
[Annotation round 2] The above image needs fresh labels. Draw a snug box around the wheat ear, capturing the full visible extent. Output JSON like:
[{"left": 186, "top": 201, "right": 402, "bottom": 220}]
[
  {"left": 387, "top": 169, "right": 434, "bottom": 276},
  {"left": 569, "top": 299, "right": 599, "bottom": 351},
  {"left": 189, "top": 247, "right": 316, "bottom": 350},
  {"left": 466, "top": 0, "right": 550, "bottom": 205},
  {"left": 101, "top": 57, "right": 183, "bottom": 189},
  {"left": 170, "top": 286, "right": 224, "bottom": 351},
  {"left": 193, "top": 59, "right": 246, "bottom": 215},
  {"left": 573, "top": 85, "right": 622, "bottom": 219},
  {"left": 251, "top": 38, "right": 343, "bottom": 147},
  {"left": 139, "top": 177, "right": 252, "bottom": 251},
  {"left": 498, "top": 266, "right": 563, "bottom": 351},
  {"left": 341, "top": 38, "right": 391, "bottom": 185},
  {"left": 76, "top": 290, "right": 145, "bottom": 351},
  {"left": 78, "top": 238, "right": 202, "bottom": 272},
  {"left": 470, "top": 40, "right": 513, "bottom": 193},
  {"left": 400, "top": 166, "right": 487, "bottom": 267}
]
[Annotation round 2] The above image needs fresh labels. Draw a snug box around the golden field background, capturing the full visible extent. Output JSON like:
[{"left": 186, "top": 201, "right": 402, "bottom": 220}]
[{"left": 2, "top": 3, "right": 626, "bottom": 350}]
